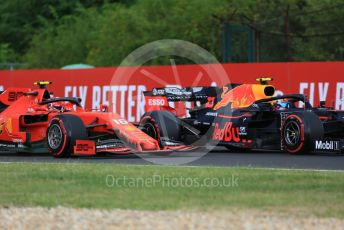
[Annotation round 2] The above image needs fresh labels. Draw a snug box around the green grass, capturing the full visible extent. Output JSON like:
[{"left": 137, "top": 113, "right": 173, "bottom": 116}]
[{"left": 0, "top": 163, "right": 344, "bottom": 218}]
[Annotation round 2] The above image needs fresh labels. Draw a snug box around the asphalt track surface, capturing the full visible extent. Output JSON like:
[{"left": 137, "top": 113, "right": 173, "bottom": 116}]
[{"left": 0, "top": 147, "right": 344, "bottom": 170}]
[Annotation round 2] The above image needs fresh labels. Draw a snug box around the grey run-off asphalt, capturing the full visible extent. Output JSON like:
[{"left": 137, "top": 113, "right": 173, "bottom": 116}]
[{"left": 0, "top": 147, "right": 343, "bottom": 171}]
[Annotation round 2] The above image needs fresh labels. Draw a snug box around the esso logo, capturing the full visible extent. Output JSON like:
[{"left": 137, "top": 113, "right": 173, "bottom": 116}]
[{"left": 148, "top": 99, "right": 165, "bottom": 106}]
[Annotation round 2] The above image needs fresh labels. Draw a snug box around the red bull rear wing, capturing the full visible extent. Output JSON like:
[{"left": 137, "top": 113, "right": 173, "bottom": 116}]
[
  {"left": 143, "top": 86, "right": 223, "bottom": 115},
  {"left": 143, "top": 82, "right": 275, "bottom": 114}
]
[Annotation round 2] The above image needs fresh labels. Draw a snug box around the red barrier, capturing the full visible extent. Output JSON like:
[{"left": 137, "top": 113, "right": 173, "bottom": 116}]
[{"left": 0, "top": 62, "right": 343, "bottom": 122}]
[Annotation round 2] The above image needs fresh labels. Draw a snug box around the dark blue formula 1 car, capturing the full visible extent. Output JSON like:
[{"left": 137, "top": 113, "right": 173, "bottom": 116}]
[{"left": 139, "top": 78, "right": 344, "bottom": 154}]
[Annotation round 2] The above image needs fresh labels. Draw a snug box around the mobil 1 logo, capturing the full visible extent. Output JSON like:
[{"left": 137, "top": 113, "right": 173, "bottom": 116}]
[{"left": 314, "top": 140, "right": 340, "bottom": 151}]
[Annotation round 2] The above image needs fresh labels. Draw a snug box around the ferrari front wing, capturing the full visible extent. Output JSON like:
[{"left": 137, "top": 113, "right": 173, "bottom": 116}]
[{"left": 73, "top": 138, "right": 196, "bottom": 156}]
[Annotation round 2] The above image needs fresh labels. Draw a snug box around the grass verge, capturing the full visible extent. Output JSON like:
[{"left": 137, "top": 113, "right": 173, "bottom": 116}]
[{"left": 0, "top": 163, "right": 343, "bottom": 218}]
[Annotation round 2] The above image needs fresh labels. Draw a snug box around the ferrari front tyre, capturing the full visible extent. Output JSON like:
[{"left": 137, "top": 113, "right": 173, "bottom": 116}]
[
  {"left": 281, "top": 112, "right": 323, "bottom": 154},
  {"left": 46, "top": 114, "right": 87, "bottom": 157},
  {"left": 139, "top": 110, "right": 181, "bottom": 147}
]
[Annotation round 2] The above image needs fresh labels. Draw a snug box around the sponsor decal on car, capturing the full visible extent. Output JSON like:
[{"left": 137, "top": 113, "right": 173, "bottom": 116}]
[
  {"left": 314, "top": 140, "right": 340, "bottom": 151},
  {"left": 148, "top": 98, "right": 166, "bottom": 106},
  {"left": 96, "top": 143, "right": 123, "bottom": 149},
  {"left": 152, "top": 88, "right": 165, "bottom": 95},
  {"left": 205, "top": 112, "right": 217, "bottom": 117},
  {"left": 213, "top": 122, "right": 241, "bottom": 142},
  {"left": 12, "top": 138, "right": 23, "bottom": 143},
  {"left": 8, "top": 91, "right": 25, "bottom": 101},
  {"left": 192, "top": 87, "right": 203, "bottom": 93},
  {"left": 0, "top": 143, "right": 16, "bottom": 148},
  {"left": 239, "top": 127, "right": 247, "bottom": 135},
  {"left": 74, "top": 140, "right": 95, "bottom": 154},
  {"left": 193, "top": 121, "right": 201, "bottom": 125},
  {"left": 165, "top": 87, "right": 192, "bottom": 96}
]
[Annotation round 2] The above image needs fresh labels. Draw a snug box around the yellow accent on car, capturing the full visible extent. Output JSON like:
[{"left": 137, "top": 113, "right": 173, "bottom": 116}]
[
  {"left": 256, "top": 77, "right": 273, "bottom": 85},
  {"left": 34, "top": 81, "right": 52, "bottom": 86},
  {"left": 5, "top": 119, "right": 12, "bottom": 133}
]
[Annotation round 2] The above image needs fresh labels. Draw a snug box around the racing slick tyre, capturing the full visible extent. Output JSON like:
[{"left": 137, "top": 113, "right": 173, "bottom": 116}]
[
  {"left": 139, "top": 110, "right": 181, "bottom": 147},
  {"left": 281, "top": 112, "right": 324, "bottom": 154},
  {"left": 46, "top": 114, "right": 87, "bottom": 157}
]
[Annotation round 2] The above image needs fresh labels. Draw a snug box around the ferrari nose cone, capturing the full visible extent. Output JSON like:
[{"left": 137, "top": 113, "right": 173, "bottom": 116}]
[{"left": 140, "top": 140, "right": 160, "bottom": 151}]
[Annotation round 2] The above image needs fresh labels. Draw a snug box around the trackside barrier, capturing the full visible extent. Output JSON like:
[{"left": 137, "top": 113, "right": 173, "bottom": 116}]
[{"left": 0, "top": 62, "right": 343, "bottom": 122}]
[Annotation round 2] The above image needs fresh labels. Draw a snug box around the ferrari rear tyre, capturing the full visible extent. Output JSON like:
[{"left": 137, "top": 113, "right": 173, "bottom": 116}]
[
  {"left": 281, "top": 112, "right": 323, "bottom": 154},
  {"left": 140, "top": 111, "right": 181, "bottom": 147},
  {"left": 47, "top": 115, "right": 87, "bottom": 157}
]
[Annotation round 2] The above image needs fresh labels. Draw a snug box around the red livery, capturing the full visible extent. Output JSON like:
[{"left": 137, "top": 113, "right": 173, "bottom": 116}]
[{"left": 0, "top": 81, "right": 190, "bottom": 157}]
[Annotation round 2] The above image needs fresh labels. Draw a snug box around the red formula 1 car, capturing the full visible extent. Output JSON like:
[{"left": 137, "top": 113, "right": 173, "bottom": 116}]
[
  {"left": 0, "top": 81, "right": 190, "bottom": 157},
  {"left": 139, "top": 78, "right": 344, "bottom": 154}
]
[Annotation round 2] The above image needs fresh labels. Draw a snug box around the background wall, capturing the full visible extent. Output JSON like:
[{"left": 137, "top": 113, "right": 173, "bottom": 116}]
[{"left": 0, "top": 62, "right": 343, "bottom": 122}]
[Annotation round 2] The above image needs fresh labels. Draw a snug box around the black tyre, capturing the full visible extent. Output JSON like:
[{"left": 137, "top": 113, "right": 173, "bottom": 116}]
[
  {"left": 281, "top": 112, "right": 323, "bottom": 153},
  {"left": 139, "top": 111, "right": 181, "bottom": 147},
  {"left": 46, "top": 114, "right": 87, "bottom": 157}
]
